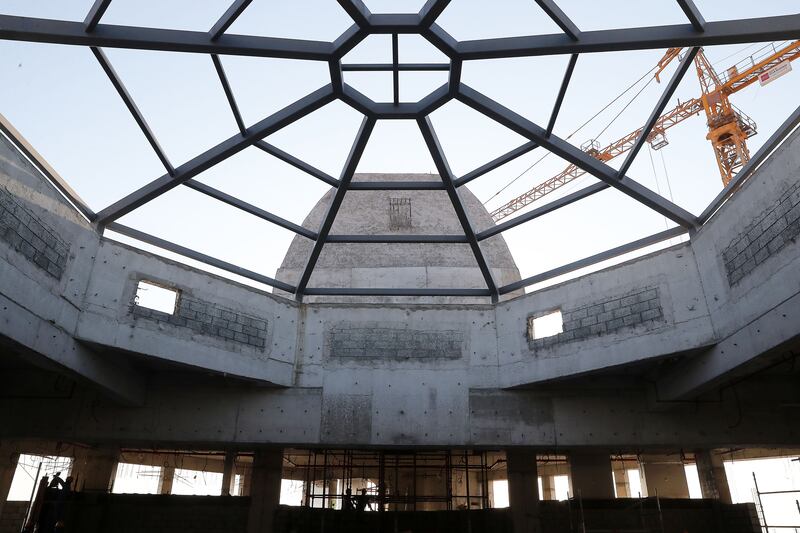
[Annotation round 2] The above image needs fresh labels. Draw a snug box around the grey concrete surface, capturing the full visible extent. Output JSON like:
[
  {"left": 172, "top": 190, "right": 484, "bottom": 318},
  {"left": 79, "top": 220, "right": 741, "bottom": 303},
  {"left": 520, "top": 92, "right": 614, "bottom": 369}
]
[{"left": 1, "top": 120, "right": 800, "bottom": 450}]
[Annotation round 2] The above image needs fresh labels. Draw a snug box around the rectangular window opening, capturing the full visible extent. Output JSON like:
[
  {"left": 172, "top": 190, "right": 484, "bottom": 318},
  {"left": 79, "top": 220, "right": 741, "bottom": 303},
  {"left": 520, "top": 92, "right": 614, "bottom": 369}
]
[
  {"left": 528, "top": 310, "right": 563, "bottom": 340},
  {"left": 112, "top": 462, "right": 162, "bottom": 495},
  {"left": 134, "top": 280, "right": 179, "bottom": 315},
  {"left": 7, "top": 454, "right": 73, "bottom": 501},
  {"left": 171, "top": 467, "right": 223, "bottom": 496},
  {"left": 492, "top": 479, "right": 509, "bottom": 508}
]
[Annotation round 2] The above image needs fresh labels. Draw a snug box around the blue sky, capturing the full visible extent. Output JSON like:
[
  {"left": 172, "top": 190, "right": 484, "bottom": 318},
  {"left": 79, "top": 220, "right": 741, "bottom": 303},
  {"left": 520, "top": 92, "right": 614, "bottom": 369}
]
[{"left": 1, "top": 0, "right": 800, "bottom": 289}]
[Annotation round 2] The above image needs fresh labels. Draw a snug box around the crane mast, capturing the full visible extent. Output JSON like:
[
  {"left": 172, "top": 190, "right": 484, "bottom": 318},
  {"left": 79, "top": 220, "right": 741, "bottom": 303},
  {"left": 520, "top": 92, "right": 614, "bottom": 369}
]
[{"left": 490, "top": 40, "right": 800, "bottom": 222}]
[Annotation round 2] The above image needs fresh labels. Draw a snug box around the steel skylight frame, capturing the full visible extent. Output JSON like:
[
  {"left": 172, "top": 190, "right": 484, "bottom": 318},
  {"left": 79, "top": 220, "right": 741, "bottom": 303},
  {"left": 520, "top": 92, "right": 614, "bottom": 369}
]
[{"left": 1, "top": 0, "right": 800, "bottom": 302}]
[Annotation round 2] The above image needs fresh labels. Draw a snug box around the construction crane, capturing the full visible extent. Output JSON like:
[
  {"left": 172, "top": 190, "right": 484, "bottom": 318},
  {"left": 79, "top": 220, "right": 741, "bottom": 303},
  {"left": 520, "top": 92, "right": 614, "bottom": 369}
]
[{"left": 490, "top": 40, "right": 800, "bottom": 222}]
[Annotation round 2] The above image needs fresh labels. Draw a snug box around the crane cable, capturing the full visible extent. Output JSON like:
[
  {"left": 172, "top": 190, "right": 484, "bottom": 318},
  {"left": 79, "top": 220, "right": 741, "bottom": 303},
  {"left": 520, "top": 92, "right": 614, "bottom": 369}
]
[{"left": 486, "top": 63, "right": 660, "bottom": 204}]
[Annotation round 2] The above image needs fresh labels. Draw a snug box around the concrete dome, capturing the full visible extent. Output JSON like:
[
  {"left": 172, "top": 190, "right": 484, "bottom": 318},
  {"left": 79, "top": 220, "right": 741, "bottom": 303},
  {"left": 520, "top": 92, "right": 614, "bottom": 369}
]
[{"left": 277, "top": 173, "right": 521, "bottom": 303}]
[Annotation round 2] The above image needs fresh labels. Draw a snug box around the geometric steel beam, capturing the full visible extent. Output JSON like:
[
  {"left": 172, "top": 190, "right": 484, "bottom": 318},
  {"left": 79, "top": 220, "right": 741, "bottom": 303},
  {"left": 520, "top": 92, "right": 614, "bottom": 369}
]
[
  {"left": 675, "top": 0, "right": 706, "bottom": 32},
  {"left": 341, "top": 63, "right": 450, "bottom": 71},
  {"left": 326, "top": 234, "right": 468, "bottom": 243},
  {"left": 498, "top": 226, "right": 688, "bottom": 295},
  {"left": 418, "top": 116, "right": 499, "bottom": 302},
  {"left": 457, "top": 84, "right": 699, "bottom": 230},
  {"left": 337, "top": 0, "right": 371, "bottom": 28},
  {"left": 91, "top": 46, "right": 175, "bottom": 176},
  {"left": 392, "top": 33, "right": 400, "bottom": 105},
  {"left": 84, "top": 0, "right": 113, "bottom": 32},
  {"left": 423, "top": 24, "right": 459, "bottom": 59},
  {"left": 183, "top": 180, "right": 317, "bottom": 240},
  {"left": 0, "top": 14, "right": 334, "bottom": 60},
  {"left": 617, "top": 47, "right": 698, "bottom": 179},
  {"left": 105, "top": 222, "right": 296, "bottom": 292},
  {"left": 303, "top": 287, "right": 491, "bottom": 297},
  {"left": 94, "top": 85, "right": 336, "bottom": 225},
  {"left": 254, "top": 141, "right": 339, "bottom": 188},
  {"left": 455, "top": 14, "right": 800, "bottom": 59},
  {"left": 349, "top": 181, "right": 445, "bottom": 190},
  {"left": 368, "top": 14, "right": 426, "bottom": 34},
  {"left": 211, "top": 54, "right": 247, "bottom": 135},
  {"left": 546, "top": 53, "right": 578, "bottom": 137},
  {"left": 454, "top": 141, "right": 538, "bottom": 188},
  {"left": 210, "top": 0, "right": 254, "bottom": 41},
  {"left": 294, "top": 116, "right": 376, "bottom": 300},
  {"left": 533, "top": 0, "right": 580, "bottom": 41},
  {"left": 419, "top": 0, "right": 452, "bottom": 28},
  {"left": 340, "top": 82, "right": 450, "bottom": 119}
]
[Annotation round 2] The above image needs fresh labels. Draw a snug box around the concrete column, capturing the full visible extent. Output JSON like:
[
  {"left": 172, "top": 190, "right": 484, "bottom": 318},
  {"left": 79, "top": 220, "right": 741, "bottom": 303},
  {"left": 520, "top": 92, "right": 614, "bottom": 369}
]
[
  {"left": 641, "top": 455, "right": 689, "bottom": 498},
  {"left": 158, "top": 466, "right": 175, "bottom": 495},
  {"left": 0, "top": 450, "right": 20, "bottom": 519},
  {"left": 540, "top": 475, "right": 555, "bottom": 501},
  {"left": 569, "top": 453, "right": 614, "bottom": 499},
  {"left": 247, "top": 449, "right": 283, "bottom": 533},
  {"left": 694, "top": 450, "right": 732, "bottom": 503},
  {"left": 221, "top": 451, "right": 236, "bottom": 496},
  {"left": 72, "top": 447, "right": 119, "bottom": 493},
  {"left": 506, "top": 449, "right": 540, "bottom": 533}
]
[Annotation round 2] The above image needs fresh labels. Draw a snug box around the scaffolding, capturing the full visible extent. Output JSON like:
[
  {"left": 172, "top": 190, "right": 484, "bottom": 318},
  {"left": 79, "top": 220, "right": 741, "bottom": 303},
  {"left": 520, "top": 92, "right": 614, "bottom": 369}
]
[
  {"left": 284, "top": 449, "right": 496, "bottom": 512},
  {"left": 752, "top": 472, "right": 800, "bottom": 532}
]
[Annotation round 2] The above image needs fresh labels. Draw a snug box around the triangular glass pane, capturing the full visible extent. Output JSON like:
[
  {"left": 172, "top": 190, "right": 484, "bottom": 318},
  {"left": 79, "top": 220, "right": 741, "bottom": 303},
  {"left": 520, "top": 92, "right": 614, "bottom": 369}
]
[
  {"left": 342, "top": 34, "right": 393, "bottom": 64},
  {"left": 437, "top": 0, "right": 561, "bottom": 41},
  {"left": 264, "top": 100, "right": 365, "bottom": 178},
  {"left": 227, "top": 0, "right": 353, "bottom": 41},
  {"left": 191, "top": 146, "right": 332, "bottom": 228},
  {"left": 428, "top": 100, "right": 530, "bottom": 178},
  {"left": 219, "top": 55, "right": 329, "bottom": 128},
  {"left": 399, "top": 34, "right": 450, "bottom": 64},
  {"left": 102, "top": 48, "right": 240, "bottom": 166},
  {"left": 116, "top": 185, "right": 296, "bottom": 284},
  {"left": 461, "top": 55, "right": 572, "bottom": 128},
  {"left": 343, "top": 71, "right": 393, "bottom": 103},
  {"left": 399, "top": 71, "right": 448, "bottom": 103},
  {"left": 557, "top": 0, "right": 686, "bottom": 31},
  {"left": 103, "top": 0, "right": 230, "bottom": 32},
  {"left": 355, "top": 120, "right": 433, "bottom": 173}
]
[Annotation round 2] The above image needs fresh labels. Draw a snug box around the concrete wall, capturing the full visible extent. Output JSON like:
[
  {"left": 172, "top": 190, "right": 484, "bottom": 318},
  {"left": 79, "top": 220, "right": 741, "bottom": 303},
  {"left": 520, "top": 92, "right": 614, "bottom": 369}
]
[
  {"left": 2, "top": 119, "right": 800, "bottom": 450},
  {"left": 76, "top": 239, "right": 299, "bottom": 385},
  {"left": 0, "top": 501, "right": 27, "bottom": 533}
]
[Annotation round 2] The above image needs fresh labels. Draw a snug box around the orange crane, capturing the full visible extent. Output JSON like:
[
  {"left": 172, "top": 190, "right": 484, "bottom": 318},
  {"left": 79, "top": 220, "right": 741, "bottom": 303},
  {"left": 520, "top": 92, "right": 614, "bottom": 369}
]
[{"left": 490, "top": 40, "right": 800, "bottom": 222}]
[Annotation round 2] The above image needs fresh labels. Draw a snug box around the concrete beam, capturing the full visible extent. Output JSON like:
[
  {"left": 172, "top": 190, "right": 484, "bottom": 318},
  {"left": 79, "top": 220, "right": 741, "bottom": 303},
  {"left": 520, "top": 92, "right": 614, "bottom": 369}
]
[
  {"left": 655, "top": 288, "right": 800, "bottom": 401},
  {"left": 0, "top": 292, "right": 144, "bottom": 406}
]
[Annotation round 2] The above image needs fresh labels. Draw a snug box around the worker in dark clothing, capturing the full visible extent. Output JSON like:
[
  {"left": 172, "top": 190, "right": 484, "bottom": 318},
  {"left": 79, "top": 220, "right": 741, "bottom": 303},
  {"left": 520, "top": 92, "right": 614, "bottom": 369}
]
[
  {"left": 356, "top": 488, "right": 372, "bottom": 511},
  {"left": 342, "top": 488, "right": 355, "bottom": 511}
]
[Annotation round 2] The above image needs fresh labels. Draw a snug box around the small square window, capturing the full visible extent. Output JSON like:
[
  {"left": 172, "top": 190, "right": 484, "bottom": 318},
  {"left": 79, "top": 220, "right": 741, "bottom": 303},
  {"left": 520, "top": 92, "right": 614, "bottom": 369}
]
[
  {"left": 134, "top": 280, "right": 179, "bottom": 315},
  {"left": 528, "top": 310, "right": 563, "bottom": 340}
]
